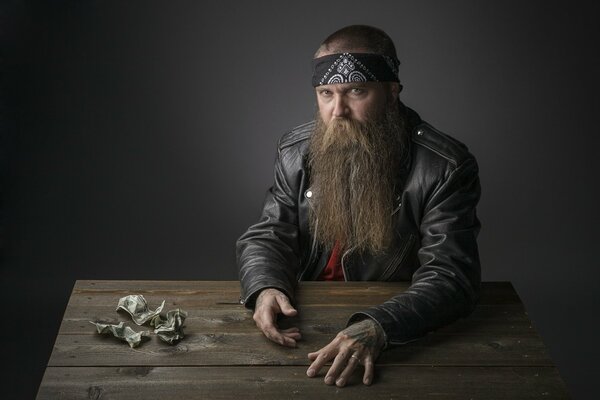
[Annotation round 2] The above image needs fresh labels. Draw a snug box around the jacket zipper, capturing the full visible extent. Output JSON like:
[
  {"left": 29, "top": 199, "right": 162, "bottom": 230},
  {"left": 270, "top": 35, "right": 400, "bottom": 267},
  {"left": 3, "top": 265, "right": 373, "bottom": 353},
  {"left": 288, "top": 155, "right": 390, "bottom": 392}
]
[
  {"left": 340, "top": 245, "right": 356, "bottom": 281},
  {"left": 378, "top": 234, "right": 415, "bottom": 281},
  {"left": 302, "top": 218, "right": 319, "bottom": 280},
  {"left": 301, "top": 189, "right": 320, "bottom": 280}
]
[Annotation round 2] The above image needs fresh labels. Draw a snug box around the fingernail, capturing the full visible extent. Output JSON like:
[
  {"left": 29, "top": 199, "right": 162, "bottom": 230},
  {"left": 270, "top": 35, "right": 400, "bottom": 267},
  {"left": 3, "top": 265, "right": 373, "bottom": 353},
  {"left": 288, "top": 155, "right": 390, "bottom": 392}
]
[
  {"left": 336, "top": 378, "right": 345, "bottom": 387},
  {"left": 307, "top": 369, "right": 314, "bottom": 377},
  {"left": 325, "top": 377, "right": 334, "bottom": 385},
  {"left": 364, "top": 378, "right": 371, "bottom": 385}
]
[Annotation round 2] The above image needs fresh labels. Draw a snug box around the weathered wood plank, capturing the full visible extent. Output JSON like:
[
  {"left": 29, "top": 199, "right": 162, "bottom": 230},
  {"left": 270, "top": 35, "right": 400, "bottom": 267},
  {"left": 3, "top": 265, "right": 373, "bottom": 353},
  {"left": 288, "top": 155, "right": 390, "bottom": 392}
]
[
  {"left": 48, "top": 330, "right": 552, "bottom": 367},
  {"left": 36, "top": 366, "right": 570, "bottom": 400},
  {"left": 71, "top": 280, "right": 522, "bottom": 305},
  {"left": 58, "top": 304, "right": 536, "bottom": 336}
]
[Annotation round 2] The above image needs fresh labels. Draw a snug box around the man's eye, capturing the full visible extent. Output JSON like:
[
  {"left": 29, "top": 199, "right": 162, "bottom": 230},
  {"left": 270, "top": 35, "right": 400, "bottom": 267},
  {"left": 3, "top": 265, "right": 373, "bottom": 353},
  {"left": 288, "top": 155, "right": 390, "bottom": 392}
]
[
  {"left": 351, "top": 88, "right": 365, "bottom": 95},
  {"left": 320, "top": 90, "right": 332, "bottom": 96}
]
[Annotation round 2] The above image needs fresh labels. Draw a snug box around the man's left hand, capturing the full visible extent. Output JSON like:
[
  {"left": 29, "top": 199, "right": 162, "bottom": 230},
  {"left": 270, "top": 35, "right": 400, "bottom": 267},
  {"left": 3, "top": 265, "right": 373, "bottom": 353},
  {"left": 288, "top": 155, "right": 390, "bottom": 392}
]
[{"left": 306, "top": 318, "right": 385, "bottom": 387}]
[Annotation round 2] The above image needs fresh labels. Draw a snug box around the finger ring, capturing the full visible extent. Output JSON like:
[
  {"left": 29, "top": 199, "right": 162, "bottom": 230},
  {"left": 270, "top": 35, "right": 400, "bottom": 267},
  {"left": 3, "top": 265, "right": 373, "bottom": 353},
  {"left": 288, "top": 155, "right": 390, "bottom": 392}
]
[{"left": 351, "top": 354, "right": 359, "bottom": 360}]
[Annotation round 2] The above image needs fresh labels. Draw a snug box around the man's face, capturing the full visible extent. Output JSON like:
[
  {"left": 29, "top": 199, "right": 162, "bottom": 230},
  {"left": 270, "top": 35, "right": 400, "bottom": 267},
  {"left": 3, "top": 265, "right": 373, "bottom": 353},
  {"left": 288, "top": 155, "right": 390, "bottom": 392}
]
[{"left": 315, "top": 81, "right": 397, "bottom": 125}]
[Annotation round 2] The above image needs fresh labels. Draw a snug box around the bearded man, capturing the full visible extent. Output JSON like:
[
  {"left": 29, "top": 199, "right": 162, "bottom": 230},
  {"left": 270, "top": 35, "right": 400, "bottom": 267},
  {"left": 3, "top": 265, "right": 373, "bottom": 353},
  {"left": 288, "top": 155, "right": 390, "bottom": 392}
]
[{"left": 237, "top": 25, "right": 481, "bottom": 387}]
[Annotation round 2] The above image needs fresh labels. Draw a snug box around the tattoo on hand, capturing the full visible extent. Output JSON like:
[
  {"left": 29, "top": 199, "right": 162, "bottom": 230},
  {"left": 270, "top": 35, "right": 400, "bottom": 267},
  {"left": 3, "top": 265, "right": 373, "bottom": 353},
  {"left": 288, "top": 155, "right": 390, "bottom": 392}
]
[{"left": 340, "top": 319, "right": 385, "bottom": 350}]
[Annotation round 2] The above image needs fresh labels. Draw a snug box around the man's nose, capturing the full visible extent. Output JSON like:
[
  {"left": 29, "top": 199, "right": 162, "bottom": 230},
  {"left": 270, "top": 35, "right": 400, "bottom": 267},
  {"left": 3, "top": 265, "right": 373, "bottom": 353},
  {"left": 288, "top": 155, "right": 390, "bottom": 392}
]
[{"left": 332, "top": 95, "right": 349, "bottom": 118}]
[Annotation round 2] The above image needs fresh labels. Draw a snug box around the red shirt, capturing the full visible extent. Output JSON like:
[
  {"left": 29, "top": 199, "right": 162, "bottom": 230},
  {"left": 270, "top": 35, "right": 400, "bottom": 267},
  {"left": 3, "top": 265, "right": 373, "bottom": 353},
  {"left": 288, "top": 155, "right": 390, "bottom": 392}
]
[{"left": 318, "top": 240, "right": 345, "bottom": 281}]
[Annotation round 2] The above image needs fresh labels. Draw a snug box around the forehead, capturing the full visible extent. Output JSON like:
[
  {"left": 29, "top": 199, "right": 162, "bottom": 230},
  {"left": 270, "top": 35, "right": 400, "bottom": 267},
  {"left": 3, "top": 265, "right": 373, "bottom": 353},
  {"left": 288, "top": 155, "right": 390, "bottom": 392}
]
[{"left": 316, "top": 81, "right": 386, "bottom": 92}]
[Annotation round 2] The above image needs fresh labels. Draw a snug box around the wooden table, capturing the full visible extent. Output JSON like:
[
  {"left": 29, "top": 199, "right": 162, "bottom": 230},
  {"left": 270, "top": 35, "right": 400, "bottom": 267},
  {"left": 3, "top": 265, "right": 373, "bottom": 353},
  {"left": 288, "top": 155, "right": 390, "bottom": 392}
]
[{"left": 36, "top": 281, "right": 570, "bottom": 399}]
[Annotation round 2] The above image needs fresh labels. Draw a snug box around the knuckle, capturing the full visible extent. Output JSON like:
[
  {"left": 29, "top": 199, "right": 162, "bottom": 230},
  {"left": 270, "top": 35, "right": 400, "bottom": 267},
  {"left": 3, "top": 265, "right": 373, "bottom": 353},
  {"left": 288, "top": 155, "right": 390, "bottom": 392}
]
[{"left": 335, "top": 333, "right": 348, "bottom": 342}]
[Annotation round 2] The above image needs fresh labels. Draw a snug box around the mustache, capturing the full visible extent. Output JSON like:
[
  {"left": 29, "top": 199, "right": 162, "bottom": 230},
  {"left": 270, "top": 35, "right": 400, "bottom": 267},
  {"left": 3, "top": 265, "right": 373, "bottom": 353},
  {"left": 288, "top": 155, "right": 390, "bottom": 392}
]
[{"left": 316, "top": 117, "right": 374, "bottom": 155}]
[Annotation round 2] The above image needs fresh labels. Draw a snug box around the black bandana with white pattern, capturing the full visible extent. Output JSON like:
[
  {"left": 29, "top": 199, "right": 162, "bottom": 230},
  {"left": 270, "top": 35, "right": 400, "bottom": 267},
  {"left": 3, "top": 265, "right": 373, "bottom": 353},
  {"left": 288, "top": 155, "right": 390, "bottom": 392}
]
[{"left": 312, "top": 52, "right": 400, "bottom": 87}]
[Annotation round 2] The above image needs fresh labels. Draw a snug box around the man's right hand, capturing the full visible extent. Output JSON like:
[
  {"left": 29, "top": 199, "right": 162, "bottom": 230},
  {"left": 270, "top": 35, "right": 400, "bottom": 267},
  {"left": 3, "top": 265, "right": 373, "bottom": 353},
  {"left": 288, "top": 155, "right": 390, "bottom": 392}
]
[{"left": 253, "top": 288, "right": 301, "bottom": 347}]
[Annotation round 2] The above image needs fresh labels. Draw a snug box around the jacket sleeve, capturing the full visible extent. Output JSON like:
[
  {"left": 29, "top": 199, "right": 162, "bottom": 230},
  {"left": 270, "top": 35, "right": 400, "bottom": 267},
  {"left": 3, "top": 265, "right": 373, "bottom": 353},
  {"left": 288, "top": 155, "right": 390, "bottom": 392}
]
[
  {"left": 236, "top": 139, "right": 303, "bottom": 308},
  {"left": 349, "top": 156, "right": 482, "bottom": 346}
]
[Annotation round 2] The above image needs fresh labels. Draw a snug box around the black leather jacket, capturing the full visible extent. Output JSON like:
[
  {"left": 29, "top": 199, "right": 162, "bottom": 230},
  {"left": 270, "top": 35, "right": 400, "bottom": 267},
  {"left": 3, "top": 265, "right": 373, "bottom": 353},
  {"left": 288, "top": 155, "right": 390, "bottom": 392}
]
[{"left": 237, "top": 104, "right": 481, "bottom": 346}]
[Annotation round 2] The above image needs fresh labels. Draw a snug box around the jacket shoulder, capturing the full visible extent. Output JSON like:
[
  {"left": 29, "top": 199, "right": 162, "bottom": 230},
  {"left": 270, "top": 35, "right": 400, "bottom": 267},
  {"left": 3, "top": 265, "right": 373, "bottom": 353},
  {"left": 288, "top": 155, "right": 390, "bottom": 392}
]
[
  {"left": 411, "top": 122, "right": 474, "bottom": 167},
  {"left": 278, "top": 121, "right": 315, "bottom": 150}
]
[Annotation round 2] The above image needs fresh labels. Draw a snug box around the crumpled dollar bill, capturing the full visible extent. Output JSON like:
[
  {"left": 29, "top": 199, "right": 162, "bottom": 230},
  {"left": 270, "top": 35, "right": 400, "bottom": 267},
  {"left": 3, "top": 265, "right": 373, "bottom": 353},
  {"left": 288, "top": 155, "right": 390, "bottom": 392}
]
[
  {"left": 116, "top": 295, "right": 165, "bottom": 325},
  {"left": 90, "top": 321, "right": 151, "bottom": 348},
  {"left": 150, "top": 309, "right": 188, "bottom": 344},
  {"left": 92, "top": 294, "right": 187, "bottom": 348}
]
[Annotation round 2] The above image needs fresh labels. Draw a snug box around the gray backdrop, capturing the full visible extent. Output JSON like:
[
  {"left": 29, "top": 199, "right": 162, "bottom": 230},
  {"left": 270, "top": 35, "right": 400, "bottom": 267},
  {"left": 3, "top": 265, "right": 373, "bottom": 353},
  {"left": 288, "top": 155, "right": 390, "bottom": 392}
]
[{"left": 2, "top": 1, "right": 599, "bottom": 398}]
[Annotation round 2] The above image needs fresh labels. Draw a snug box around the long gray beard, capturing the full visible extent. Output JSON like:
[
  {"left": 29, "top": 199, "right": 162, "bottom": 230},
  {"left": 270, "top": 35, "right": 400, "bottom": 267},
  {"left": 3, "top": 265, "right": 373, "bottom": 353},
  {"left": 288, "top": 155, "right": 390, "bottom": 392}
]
[{"left": 308, "top": 106, "right": 406, "bottom": 255}]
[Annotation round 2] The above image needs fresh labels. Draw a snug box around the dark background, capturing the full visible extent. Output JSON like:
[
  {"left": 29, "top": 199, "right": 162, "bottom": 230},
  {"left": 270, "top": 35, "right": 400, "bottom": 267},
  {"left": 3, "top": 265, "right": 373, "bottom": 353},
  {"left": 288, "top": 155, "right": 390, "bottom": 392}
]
[{"left": 1, "top": 1, "right": 599, "bottom": 398}]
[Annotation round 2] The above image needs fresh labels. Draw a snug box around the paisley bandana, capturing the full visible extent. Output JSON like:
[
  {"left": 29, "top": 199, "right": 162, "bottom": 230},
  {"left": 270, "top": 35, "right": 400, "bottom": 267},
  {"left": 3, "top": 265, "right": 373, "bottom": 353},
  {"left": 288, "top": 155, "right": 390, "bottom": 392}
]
[{"left": 312, "top": 52, "right": 400, "bottom": 87}]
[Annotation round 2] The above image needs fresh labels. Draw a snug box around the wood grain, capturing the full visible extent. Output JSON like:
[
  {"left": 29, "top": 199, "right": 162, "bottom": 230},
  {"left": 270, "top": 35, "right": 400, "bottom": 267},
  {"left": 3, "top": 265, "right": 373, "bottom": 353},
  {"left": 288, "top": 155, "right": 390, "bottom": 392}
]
[
  {"left": 59, "top": 304, "right": 536, "bottom": 336},
  {"left": 48, "top": 330, "right": 553, "bottom": 367},
  {"left": 37, "top": 366, "right": 569, "bottom": 400},
  {"left": 69, "top": 281, "right": 523, "bottom": 306}
]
